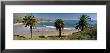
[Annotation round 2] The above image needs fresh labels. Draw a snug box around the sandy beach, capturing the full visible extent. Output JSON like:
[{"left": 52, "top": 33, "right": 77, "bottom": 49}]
[{"left": 13, "top": 24, "right": 79, "bottom": 36}]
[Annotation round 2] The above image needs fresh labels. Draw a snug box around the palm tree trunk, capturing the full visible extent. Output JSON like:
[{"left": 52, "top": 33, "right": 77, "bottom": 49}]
[
  {"left": 59, "top": 28, "right": 61, "bottom": 37},
  {"left": 30, "top": 26, "right": 32, "bottom": 38},
  {"left": 82, "top": 26, "right": 84, "bottom": 31}
]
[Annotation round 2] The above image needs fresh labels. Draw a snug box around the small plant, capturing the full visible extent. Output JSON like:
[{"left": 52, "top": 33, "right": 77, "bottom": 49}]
[
  {"left": 14, "top": 35, "right": 19, "bottom": 37},
  {"left": 48, "top": 36, "right": 54, "bottom": 37},
  {"left": 39, "top": 36, "right": 45, "bottom": 38},
  {"left": 20, "top": 36, "right": 25, "bottom": 38}
]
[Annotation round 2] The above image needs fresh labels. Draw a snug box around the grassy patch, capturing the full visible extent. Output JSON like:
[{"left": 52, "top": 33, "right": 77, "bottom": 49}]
[{"left": 13, "top": 26, "right": 97, "bottom": 40}]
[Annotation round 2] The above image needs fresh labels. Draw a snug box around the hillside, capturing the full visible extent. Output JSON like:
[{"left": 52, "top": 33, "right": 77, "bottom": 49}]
[{"left": 13, "top": 17, "right": 50, "bottom": 24}]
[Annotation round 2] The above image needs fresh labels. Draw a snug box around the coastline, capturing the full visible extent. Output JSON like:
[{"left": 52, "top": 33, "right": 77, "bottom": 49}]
[
  {"left": 14, "top": 23, "right": 24, "bottom": 25},
  {"left": 13, "top": 24, "right": 79, "bottom": 36}
]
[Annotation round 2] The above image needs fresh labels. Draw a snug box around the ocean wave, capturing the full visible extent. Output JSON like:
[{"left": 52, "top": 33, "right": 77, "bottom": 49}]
[
  {"left": 64, "top": 28, "right": 75, "bottom": 30},
  {"left": 45, "top": 26, "right": 75, "bottom": 30},
  {"left": 46, "top": 26, "right": 56, "bottom": 28}
]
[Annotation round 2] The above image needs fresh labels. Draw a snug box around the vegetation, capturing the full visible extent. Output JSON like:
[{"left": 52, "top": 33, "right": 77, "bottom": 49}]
[
  {"left": 13, "top": 26, "right": 96, "bottom": 40},
  {"left": 87, "top": 25, "right": 97, "bottom": 39},
  {"left": 75, "top": 15, "right": 91, "bottom": 31},
  {"left": 23, "top": 14, "right": 37, "bottom": 38},
  {"left": 74, "top": 14, "right": 97, "bottom": 40},
  {"left": 68, "top": 26, "right": 97, "bottom": 40},
  {"left": 54, "top": 19, "right": 64, "bottom": 37},
  {"left": 14, "top": 14, "right": 97, "bottom": 40}
]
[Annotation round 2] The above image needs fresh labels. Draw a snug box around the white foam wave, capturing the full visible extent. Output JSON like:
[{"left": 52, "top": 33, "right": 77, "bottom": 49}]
[
  {"left": 45, "top": 26, "right": 75, "bottom": 30},
  {"left": 46, "top": 26, "right": 56, "bottom": 28}
]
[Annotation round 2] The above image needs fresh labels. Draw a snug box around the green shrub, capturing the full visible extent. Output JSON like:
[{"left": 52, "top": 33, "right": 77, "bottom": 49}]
[
  {"left": 39, "top": 36, "right": 45, "bottom": 38},
  {"left": 67, "top": 31, "right": 91, "bottom": 40},
  {"left": 14, "top": 35, "right": 19, "bottom": 37},
  {"left": 87, "top": 27, "right": 97, "bottom": 40}
]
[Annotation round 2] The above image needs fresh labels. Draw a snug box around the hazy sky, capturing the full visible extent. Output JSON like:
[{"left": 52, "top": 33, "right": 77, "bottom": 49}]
[{"left": 14, "top": 13, "right": 97, "bottom": 20}]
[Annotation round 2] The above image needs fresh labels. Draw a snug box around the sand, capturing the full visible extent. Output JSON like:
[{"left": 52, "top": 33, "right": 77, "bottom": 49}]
[{"left": 13, "top": 24, "right": 79, "bottom": 36}]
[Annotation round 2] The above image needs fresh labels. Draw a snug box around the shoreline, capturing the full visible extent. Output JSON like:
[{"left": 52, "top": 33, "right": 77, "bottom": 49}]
[
  {"left": 14, "top": 23, "right": 24, "bottom": 25},
  {"left": 14, "top": 29, "right": 79, "bottom": 36},
  {"left": 14, "top": 25, "right": 79, "bottom": 36}
]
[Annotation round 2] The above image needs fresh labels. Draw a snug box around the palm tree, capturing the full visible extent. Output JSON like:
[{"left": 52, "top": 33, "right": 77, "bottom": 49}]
[
  {"left": 54, "top": 19, "right": 64, "bottom": 37},
  {"left": 75, "top": 15, "right": 91, "bottom": 31},
  {"left": 23, "top": 14, "right": 36, "bottom": 38}
]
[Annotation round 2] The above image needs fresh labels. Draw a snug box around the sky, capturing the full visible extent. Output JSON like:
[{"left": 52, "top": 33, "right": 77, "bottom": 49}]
[{"left": 14, "top": 13, "right": 97, "bottom": 20}]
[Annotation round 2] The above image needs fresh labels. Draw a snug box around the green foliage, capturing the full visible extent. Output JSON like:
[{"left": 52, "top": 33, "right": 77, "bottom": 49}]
[
  {"left": 39, "top": 36, "right": 45, "bottom": 38},
  {"left": 65, "top": 31, "right": 90, "bottom": 40},
  {"left": 23, "top": 14, "right": 37, "bottom": 38},
  {"left": 65, "top": 27, "right": 97, "bottom": 40},
  {"left": 54, "top": 19, "right": 64, "bottom": 30},
  {"left": 75, "top": 15, "right": 90, "bottom": 31},
  {"left": 54, "top": 19, "right": 64, "bottom": 37},
  {"left": 86, "top": 26, "right": 97, "bottom": 40},
  {"left": 14, "top": 14, "right": 97, "bottom": 40},
  {"left": 13, "top": 35, "right": 26, "bottom": 40}
]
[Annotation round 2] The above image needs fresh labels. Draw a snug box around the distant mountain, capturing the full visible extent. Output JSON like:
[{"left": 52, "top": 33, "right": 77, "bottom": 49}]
[
  {"left": 13, "top": 17, "right": 23, "bottom": 24},
  {"left": 36, "top": 18, "right": 50, "bottom": 21},
  {"left": 13, "top": 16, "right": 50, "bottom": 24}
]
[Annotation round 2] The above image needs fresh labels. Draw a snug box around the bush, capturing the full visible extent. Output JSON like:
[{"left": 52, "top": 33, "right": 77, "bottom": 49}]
[
  {"left": 87, "top": 26, "right": 97, "bottom": 40},
  {"left": 20, "top": 36, "right": 25, "bottom": 38},
  {"left": 14, "top": 35, "right": 19, "bottom": 37},
  {"left": 67, "top": 31, "right": 91, "bottom": 40},
  {"left": 39, "top": 36, "right": 45, "bottom": 38}
]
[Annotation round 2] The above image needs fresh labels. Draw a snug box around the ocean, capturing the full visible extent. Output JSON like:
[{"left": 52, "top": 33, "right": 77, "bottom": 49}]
[
  {"left": 36, "top": 20, "right": 97, "bottom": 29},
  {"left": 13, "top": 20, "right": 96, "bottom": 33}
]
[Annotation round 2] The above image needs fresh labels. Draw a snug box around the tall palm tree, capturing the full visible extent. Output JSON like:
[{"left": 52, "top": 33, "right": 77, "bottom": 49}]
[
  {"left": 23, "top": 14, "right": 36, "bottom": 38},
  {"left": 54, "top": 19, "right": 64, "bottom": 37},
  {"left": 75, "top": 15, "right": 91, "bottom": 31}
]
